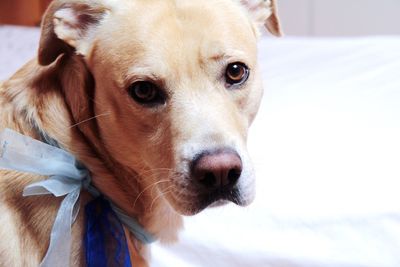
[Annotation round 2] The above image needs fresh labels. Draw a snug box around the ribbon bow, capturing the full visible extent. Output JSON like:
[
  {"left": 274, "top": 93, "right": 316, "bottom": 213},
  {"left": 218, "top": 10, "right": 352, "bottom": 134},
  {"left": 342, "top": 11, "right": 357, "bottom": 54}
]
[
  {"left": 0, "top": 128, "right": 88, "bottom": 267},
  {"left": 0, "top": 129, "right": 156, "bottom": 267}
]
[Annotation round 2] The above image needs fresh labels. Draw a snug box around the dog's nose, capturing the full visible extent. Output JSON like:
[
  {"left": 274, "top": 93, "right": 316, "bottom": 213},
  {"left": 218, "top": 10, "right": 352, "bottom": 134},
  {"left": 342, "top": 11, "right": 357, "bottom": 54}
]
[{"left": 192, "top": 150, "right": 242, "bottom": 190}]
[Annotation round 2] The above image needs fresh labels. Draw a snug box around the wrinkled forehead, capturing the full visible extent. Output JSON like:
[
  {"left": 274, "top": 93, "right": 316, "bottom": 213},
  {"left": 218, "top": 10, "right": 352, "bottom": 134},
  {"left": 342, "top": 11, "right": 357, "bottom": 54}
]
[{"left": 91, "top": 0, "right": 257, "bottom": 77}]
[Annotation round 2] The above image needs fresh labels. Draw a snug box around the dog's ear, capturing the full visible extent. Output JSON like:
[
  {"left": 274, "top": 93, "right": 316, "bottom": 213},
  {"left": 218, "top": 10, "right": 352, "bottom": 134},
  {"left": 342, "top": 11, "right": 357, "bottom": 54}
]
[
  {"left": 38, "top": 0, "right": 109, "bottom": 66},
  {"left": 240, "top": 0, "right": 282, "bottom": 37}
]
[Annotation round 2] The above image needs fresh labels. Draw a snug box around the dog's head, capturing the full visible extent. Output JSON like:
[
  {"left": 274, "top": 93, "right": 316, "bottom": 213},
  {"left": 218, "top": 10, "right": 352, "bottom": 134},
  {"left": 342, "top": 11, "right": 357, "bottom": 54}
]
[{"left": 38, "top": 0, "right": 281, "bottom": 216}]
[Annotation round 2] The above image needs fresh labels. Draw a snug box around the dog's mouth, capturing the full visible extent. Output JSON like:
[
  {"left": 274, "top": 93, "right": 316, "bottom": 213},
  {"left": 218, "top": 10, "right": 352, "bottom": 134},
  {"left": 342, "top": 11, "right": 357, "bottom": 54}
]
[
  {"left": 167, "top": 187, "right": 243, "bottom": 216},
  {"left": 199, "top": 188, "right": 241, "bottom": 209}
]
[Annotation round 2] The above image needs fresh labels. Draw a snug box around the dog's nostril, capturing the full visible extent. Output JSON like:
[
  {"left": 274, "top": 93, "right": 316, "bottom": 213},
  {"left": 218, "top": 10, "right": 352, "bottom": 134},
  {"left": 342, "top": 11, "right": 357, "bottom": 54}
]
[
  {"left": 201, "top": 172, "right": 217, "bottom": 188},
  {"left": 192, "top": 149, "right": 242, "bottom": 191},
  {"left": 228, "top": 168, "right": 241, "bottom": 185}
]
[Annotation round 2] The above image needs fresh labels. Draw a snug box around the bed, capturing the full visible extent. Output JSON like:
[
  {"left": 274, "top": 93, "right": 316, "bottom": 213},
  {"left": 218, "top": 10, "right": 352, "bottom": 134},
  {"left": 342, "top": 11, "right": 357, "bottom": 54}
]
[{"left": 1, "top": 26, "right": 400, "bottom": 267}]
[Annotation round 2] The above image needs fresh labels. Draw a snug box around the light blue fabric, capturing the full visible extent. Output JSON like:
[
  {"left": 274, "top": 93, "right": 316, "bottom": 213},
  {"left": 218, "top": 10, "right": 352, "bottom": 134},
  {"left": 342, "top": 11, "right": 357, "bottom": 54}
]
[
  {"left": 0, "top": 128, "right": 156, "bottom": 267},
  {"left": 111, "top": 203, "right": 157, "bottom": 244}
]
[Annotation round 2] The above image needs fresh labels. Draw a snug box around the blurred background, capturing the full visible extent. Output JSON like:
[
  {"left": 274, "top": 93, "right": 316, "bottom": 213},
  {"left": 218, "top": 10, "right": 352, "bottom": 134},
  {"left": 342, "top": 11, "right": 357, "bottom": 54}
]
[
  {"left": 278, "top": 0, "right": 400, "bottom": 36},
  {"left": 0, "top": 0, "right": 52, "bottom": 26},
  {"left": 1, "top": 0, "right": 400, "bottom": 36}
]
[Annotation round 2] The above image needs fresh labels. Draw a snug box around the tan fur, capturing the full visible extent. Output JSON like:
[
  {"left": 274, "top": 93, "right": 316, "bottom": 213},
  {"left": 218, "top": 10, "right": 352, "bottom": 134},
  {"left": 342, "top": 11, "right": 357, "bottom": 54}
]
[{"left": 0, "top": 0, "right": 281, "bottom": 265}]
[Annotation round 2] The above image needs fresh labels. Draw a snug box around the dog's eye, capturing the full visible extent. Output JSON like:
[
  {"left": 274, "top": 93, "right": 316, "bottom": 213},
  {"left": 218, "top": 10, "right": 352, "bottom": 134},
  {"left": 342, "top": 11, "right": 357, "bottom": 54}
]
[
  {"left": 128, "top": 81, "right": 165, "bottom": 106},
  {"left": 225, "top": 62, "right": 249, "bottom": 86}
]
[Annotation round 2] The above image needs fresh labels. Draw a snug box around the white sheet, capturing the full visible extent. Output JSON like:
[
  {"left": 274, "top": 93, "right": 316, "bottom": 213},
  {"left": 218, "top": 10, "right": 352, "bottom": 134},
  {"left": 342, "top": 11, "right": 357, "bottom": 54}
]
[{"left": 1, "top": 26, "right": 400, "bottom": 267}]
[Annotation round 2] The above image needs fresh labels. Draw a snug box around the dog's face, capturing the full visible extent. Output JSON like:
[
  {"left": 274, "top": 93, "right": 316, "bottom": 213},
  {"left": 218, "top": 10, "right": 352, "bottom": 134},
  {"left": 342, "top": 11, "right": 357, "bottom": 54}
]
[{"left": 39, "top": 0, "right": 281, "bottom": 215}]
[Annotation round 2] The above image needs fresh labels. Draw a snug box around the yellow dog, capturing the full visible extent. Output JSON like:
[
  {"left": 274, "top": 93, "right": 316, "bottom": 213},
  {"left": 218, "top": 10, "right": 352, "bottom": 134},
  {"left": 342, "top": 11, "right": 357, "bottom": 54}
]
[{"left": 0, "top": 0, "right": 281, "bottom": 265}]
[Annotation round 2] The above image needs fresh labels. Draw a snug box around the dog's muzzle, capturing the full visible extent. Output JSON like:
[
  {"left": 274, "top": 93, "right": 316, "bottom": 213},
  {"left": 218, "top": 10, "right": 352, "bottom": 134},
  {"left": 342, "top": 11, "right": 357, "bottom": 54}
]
[{"left": 190, "top": 149, "right": 242, "bottom": 207}]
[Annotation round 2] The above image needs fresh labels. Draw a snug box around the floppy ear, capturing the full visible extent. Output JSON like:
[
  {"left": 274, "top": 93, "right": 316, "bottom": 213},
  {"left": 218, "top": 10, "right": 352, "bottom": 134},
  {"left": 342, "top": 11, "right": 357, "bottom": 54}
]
[
  {"left": 38, "top": 0, "right": 108, "bottom": 66},
  {"left": 240, "top": 0, "right": 282, "bottom": 37}
]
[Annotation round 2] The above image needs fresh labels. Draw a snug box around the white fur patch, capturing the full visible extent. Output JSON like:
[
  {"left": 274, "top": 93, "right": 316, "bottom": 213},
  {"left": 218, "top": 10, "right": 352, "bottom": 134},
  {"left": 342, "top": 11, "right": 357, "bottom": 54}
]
[
  {"left": 240, "top": 0, "right": 273, "bottom": 23},
  {"left": 53, "top": 8, "right": 81, "bottom": 48},
  {"left": 53, "top": 6, "right": 110, "bottom": 57}
]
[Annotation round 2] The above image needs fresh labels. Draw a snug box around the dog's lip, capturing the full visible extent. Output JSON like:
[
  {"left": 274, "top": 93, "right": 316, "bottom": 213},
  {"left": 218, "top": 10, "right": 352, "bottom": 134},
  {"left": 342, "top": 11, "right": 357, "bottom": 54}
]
[
  {"left": 174, "top": 189, "right": 242, "bottom": 216},
  {"left": 198, "top": 188, "right": 241, "bottom": 210},
  {"left": 208, "top": 199, "right": 230, "bottom": 208}
]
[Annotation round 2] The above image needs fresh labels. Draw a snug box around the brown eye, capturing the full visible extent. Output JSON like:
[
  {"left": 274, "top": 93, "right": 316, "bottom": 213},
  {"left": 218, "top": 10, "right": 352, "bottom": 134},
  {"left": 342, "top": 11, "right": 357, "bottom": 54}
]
[
  {"left": 225, "top": 62, "right": 249, "bottom": 86},
  {"left": 129, "top": 81, "right": 165, "bottom": 106}
]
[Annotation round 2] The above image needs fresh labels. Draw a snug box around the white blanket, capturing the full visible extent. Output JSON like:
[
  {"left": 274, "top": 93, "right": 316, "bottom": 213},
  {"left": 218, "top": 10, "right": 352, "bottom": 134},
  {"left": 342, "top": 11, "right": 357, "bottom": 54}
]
[{"left": 1, "top": 26, "right": 399, "bottom": 267}]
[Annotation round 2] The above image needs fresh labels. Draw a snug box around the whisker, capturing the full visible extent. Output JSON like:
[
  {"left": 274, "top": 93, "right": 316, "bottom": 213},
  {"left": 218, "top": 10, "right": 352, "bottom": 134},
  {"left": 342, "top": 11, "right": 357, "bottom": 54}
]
[
  {"left": 132, "top": 179, "right": 170, "bottom": 209},
  {"left": 131, "top": 166, "right": 173, "bottom": 181},
  {"left": 149, "top": 171, "right": 181, "bottom": 199},
  {"left": 68, "top": 112, "right": 111, "bottom": 129},
  {"left": 148, "top": 185, "right": 174, "bottom": 211},
  {"left": 137, "top": 168, "right": 174, "bottom": 177},
  {"left": 135, "top": 168, "right": 185, "bottom": 183}
]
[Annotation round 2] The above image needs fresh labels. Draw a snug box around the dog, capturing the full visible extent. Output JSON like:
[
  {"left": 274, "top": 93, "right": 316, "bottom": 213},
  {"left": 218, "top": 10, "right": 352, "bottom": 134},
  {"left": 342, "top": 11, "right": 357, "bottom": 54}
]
[{"left": 0, "top": 0, "right": 281, "bottom": 266}]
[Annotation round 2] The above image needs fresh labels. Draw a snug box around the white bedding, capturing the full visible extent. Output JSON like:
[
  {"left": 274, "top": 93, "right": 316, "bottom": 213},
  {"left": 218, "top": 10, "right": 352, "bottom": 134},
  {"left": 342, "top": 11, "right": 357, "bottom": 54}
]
[{"left": 1, "top": 26, "right": 400, "bottom": 267}]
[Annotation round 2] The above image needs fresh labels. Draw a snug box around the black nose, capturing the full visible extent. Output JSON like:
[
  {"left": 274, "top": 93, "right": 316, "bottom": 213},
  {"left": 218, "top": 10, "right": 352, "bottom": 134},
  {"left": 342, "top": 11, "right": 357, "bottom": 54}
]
[{"left": 191, "top": 150, "right": 242, "bottom": 191}]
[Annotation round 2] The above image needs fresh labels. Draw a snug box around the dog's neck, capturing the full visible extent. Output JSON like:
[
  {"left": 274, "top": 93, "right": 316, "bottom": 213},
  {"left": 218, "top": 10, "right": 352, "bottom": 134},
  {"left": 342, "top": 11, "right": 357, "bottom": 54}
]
[{"left": 0, "top": 55, "right": 182, "bottom": 245}]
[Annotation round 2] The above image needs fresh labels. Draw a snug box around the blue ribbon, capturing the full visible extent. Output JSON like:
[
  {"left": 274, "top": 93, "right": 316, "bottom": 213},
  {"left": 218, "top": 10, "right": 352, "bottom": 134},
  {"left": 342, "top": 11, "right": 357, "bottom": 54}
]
[
  {"left": 0, "top": 128, "right": 156, "bottom": 267},
  {"left": 85, "top": 197, "right": 132, "bottom": 267}
]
